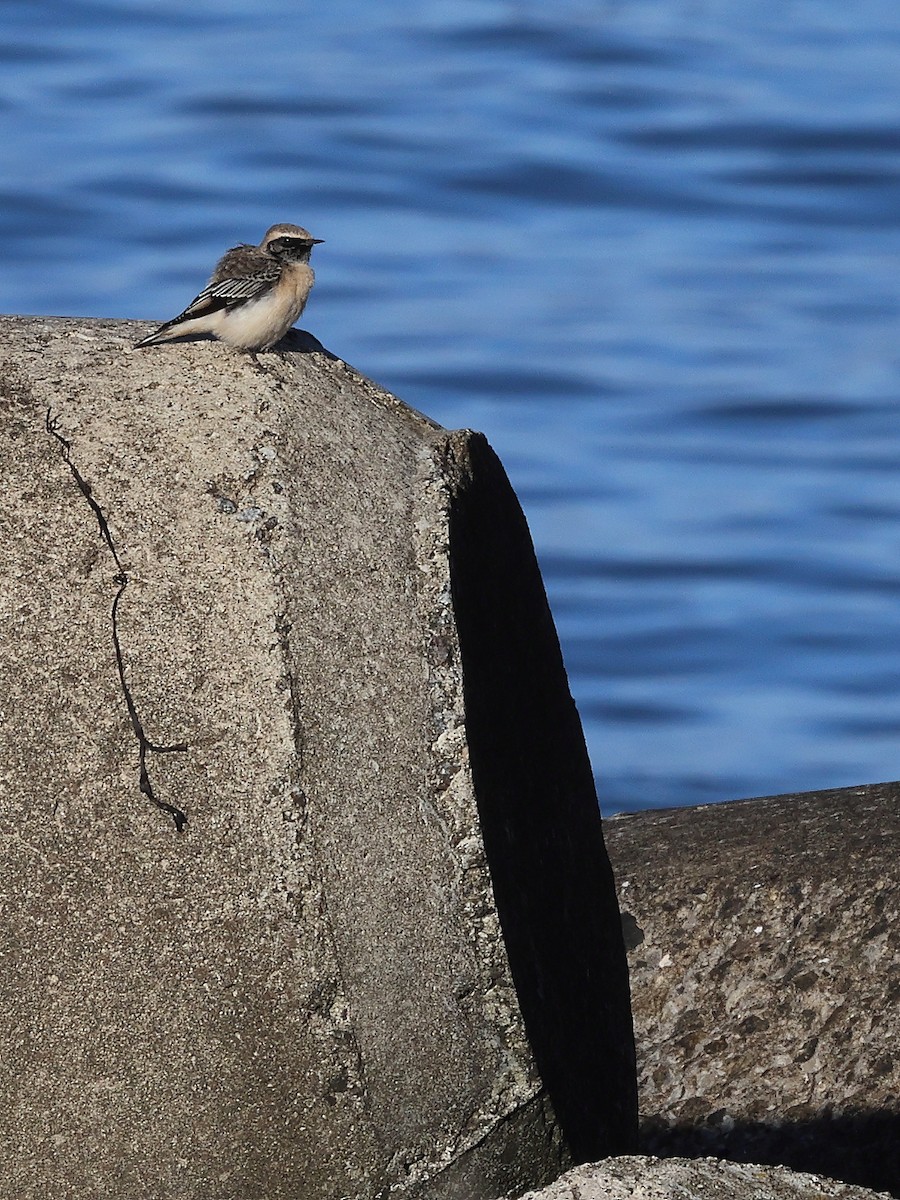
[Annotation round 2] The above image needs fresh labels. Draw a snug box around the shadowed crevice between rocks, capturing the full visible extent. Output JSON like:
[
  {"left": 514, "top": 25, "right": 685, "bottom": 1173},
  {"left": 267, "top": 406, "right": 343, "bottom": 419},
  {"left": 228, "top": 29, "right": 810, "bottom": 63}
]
[
  {"left": 641, "top": 1110, "right": 900, "bottom": 1198},
  {"left": 45, "top": 409, "right": 188, "bottom": 831},
  {"left": 444, "top": 430, "right": 638, "bottom": 1164}
]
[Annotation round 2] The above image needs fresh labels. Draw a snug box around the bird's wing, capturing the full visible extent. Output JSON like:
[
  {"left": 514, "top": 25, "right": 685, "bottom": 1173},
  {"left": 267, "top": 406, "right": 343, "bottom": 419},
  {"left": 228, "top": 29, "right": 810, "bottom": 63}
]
[
  {"left": 135, "top": 244, "right": 282, "bottom": 345},
  {"left": 170, "top": 252, "right": 281, "bottom": 324}
]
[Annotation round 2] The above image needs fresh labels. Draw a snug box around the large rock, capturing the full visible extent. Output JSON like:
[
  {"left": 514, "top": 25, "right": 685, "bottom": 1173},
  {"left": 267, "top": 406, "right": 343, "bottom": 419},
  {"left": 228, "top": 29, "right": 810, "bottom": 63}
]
[
  {"left": 511, "top": 1155, "right": 894, "bottom": 1200},
  {"left": 605, "top": 785, "right": 900, "bottom": 1197},
  {"left": 0, "top": 316, "right": 636, "bottom": 1199}
]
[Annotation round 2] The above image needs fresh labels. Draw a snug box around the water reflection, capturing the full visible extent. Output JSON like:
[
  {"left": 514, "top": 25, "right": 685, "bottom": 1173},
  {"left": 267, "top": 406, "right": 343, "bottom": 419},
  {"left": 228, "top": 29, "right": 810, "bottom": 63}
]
[{"left": 4, "top": 0, "right": 900, "bottom": 811}]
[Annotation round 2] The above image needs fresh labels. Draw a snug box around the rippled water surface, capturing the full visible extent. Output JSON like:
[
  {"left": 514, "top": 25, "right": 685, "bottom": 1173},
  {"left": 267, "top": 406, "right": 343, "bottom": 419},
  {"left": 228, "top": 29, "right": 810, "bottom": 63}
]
[{"left": 5, "top": 0, "right": 900, "bottom": 813}]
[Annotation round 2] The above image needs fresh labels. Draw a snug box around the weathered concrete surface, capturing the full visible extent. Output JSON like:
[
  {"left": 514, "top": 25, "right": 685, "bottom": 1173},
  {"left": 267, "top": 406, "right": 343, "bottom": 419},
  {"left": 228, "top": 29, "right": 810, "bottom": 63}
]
[
  {"left": 512, "top": 1156, "right": 894, "bottom": 1200},
  {"left": 0, "top": 315, "right": 636, "bottom": 1199},
  {"left": 605, "top": 784, "right": 900, "bottom": 1197}
]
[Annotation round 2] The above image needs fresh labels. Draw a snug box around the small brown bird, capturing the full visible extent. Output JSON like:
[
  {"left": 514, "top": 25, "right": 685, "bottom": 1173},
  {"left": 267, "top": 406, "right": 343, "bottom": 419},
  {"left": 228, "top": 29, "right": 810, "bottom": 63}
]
[{"left": 135, "top": 223, "right": 323, "bottom": 351}]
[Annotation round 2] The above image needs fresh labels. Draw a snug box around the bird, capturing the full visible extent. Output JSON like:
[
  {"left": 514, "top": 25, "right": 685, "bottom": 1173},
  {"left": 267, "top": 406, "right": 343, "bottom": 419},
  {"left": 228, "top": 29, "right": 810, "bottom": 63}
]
[{"left": 135, "top": 223, "right": 323, "bottom": 351}]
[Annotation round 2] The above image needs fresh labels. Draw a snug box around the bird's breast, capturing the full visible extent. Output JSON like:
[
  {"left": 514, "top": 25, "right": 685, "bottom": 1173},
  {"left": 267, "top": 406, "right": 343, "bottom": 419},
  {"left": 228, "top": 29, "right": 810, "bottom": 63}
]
[{"left": 278, "top": 262, "right": 315, "bottom": 318}]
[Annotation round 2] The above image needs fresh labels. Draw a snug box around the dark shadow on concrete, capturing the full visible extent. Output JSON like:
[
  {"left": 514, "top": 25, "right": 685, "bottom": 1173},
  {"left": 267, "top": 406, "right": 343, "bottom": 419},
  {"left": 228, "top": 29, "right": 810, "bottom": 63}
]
[
  {"left": 641, "top": 1111, "right": 900, "bottom": 1198},
  {"left": 278, "top": 328, "right": 338, "bottom": 357},
  {"left": 446, "top": 431, "right": 638, "bottom": 1163}
]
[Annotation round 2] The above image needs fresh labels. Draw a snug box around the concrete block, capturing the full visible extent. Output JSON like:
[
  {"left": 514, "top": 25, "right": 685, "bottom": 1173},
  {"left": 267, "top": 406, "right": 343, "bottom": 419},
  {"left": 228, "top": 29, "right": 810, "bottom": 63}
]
[{"left": 0, "top": 317, "right": 636, "bottom": 1199}]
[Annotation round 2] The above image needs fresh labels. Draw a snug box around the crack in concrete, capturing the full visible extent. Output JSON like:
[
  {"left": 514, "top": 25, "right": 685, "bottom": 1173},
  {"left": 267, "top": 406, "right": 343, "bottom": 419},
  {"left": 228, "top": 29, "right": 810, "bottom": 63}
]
[{"left": 45, "top": 409, "right": 189, "bottom": 832}]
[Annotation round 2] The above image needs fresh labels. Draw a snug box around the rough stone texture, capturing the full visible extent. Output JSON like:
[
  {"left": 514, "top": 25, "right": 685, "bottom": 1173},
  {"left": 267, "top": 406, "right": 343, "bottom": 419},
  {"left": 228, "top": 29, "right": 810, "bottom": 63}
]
[
  {"left": 512, "top": 1156, "right": 894, "bottom": 1200},
  {"left": 0, "top": 316, "right": 636, "bottom": 1200},
  {"left": 604, "top": 785, "right": 900, "bottom": 1198}
]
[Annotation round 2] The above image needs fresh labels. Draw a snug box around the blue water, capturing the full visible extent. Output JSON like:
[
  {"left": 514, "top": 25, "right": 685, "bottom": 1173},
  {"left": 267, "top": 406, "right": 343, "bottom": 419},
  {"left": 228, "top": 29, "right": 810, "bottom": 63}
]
[{"left": 5, "top": 0, "right": 900, "bottom": 814}]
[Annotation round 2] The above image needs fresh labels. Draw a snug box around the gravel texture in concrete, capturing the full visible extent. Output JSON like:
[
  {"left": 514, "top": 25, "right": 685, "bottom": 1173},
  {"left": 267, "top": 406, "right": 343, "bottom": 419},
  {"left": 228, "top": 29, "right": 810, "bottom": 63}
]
[
  {"left": 514, "top": 1155, "right": 895, "bottom": 1200},
  {"left": 605, "top": 785, "right": 900, "bottom": 1197}
]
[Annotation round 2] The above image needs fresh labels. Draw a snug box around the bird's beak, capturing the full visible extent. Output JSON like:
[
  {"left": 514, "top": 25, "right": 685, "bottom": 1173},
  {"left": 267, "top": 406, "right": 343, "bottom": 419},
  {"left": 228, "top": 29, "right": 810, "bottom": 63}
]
[{"left": 310, "top": 238, "right": 325, "bottom": 245}]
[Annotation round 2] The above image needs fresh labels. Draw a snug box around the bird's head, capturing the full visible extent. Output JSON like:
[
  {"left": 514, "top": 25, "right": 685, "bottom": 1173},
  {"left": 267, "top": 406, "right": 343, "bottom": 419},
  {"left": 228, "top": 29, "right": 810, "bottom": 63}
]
[{"left": 262, "top": 223, "right": 324, "bottom": 263}]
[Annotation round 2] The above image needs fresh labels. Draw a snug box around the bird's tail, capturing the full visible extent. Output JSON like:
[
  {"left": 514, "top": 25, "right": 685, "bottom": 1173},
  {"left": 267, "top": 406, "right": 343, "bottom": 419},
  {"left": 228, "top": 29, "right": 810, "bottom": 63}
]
[{"left": 134, "top": 323, "right": 173, "bottom": 348}]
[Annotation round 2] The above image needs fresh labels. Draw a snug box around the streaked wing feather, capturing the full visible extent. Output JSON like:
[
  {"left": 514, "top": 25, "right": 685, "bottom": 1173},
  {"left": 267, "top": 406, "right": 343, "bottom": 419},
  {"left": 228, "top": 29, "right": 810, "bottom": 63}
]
[{"left": 173, "top": 268, "right": 278, "bottom": 322}]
